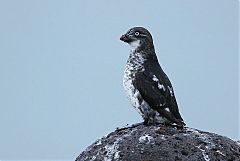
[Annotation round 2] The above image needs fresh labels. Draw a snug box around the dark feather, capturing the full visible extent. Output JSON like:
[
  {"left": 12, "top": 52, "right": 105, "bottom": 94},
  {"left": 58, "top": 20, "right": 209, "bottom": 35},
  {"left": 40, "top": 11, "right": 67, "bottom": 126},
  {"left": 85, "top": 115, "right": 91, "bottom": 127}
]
[
  {"left": 134, "top": 56, "right": 185, "bottom": 125},
  {"left": 121, "top": 27, "right": 185, "bottom": 127}
]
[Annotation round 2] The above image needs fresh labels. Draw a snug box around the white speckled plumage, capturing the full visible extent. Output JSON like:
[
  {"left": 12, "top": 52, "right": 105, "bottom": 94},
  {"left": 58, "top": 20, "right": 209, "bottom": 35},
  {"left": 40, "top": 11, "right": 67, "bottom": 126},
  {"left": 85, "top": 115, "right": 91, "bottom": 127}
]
[
  {"left": 123, "top": 41, "right": 166, "bottom": 124},
  {"left": 152, "top": 75, "right": 166, "bottom": 91},
  {"left": 121, "top": 27, "right": 185, "bottom": 127}
]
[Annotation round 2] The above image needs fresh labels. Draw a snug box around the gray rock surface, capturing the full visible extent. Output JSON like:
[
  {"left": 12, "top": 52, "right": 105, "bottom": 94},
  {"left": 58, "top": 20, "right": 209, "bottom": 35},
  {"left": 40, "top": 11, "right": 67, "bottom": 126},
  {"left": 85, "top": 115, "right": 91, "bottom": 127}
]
[{"left": 76, "top": 124, "right": 240, "bottom": 161}]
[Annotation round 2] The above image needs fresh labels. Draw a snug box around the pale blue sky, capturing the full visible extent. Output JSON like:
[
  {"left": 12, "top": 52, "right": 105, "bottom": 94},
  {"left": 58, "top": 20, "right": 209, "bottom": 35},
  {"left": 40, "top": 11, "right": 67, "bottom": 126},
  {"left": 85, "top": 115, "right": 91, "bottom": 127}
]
[{"left": 0, "top": 0, "right": 238, "bottom": 160}]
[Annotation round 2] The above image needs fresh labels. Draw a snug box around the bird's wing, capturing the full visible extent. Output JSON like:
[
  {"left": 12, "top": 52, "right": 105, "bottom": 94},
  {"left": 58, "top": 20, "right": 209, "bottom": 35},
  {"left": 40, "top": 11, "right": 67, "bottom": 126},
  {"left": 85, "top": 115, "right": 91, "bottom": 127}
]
[
  {"left": 160, "top": 74, "right": 184, "bottom": 122},
  {"left": 134, "top": 70, "right": 184, "bottom": 122},
  {"left": 134, "top": 71, "right": 167, "bottom": 109}
]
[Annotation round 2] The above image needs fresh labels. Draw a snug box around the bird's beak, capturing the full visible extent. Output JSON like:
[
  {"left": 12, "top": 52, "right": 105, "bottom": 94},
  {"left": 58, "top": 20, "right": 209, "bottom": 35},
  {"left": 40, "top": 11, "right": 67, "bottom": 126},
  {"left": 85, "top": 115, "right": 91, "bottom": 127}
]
[{"left": 120, "top": 34, "right": 130, "bottom": 42}]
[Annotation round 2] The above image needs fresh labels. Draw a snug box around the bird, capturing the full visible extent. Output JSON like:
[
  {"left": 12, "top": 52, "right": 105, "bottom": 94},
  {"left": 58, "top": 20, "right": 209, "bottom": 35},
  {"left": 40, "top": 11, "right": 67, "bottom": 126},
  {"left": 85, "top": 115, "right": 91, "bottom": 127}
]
[{"left": 120, "top": 27, "right": 185, "bottom": 127}]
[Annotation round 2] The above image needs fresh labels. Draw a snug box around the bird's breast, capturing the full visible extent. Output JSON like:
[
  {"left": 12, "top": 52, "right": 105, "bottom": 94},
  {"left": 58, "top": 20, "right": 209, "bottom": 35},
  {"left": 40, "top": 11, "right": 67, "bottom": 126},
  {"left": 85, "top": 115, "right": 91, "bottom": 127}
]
[
  {"left": 123, "top": 51, "right": 146, "bottom": 98},
  {"left": 123, "top": 57, "right": 143, "bottom": 106},
  {"left": 123, "top": 66, "right": 144, "bottom": 118}
]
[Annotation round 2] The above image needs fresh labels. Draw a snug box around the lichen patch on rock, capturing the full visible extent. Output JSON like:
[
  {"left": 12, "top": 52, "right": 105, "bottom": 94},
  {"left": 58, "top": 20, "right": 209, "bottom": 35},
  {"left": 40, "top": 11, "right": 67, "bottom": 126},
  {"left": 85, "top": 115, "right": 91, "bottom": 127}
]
[
  {"left": 138, "top": 134, "right": 154, "bottom": 144},
  {"left": 76, "top": 124, "right": 240, "bottom": 161}
]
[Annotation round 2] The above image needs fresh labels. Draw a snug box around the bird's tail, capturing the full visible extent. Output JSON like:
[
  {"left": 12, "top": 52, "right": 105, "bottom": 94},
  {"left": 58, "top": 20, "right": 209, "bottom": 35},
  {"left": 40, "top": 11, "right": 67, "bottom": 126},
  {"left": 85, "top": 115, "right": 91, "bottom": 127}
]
[{"left": 157, "top": 108, "right": 185, "bottom": 128}]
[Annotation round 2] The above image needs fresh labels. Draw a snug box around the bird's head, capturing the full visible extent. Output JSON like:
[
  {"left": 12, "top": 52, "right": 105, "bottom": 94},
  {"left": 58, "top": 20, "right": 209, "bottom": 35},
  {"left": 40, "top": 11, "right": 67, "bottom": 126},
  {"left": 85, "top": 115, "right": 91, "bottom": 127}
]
[{"left": 120, "top": 27, "right": 154, "bottom": 51}]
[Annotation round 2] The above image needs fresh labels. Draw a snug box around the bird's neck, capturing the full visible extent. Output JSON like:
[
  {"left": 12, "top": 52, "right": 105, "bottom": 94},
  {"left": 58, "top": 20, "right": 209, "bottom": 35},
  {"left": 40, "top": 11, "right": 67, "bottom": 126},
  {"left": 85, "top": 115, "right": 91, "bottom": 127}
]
[
  {"left": 130, "top": 46, "right": 156, "bottom": 61},
  {"left": 135, "top": 41, "right": 155, "bottom": 53},
  {"left": 129, "top": 50, "right": 146, "bottom": 63}
]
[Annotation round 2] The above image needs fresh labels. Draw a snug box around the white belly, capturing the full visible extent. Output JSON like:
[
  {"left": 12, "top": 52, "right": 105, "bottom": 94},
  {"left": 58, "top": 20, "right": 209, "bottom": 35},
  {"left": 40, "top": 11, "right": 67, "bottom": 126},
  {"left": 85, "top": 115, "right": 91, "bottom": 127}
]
[
  {"left": 123, "top": 74, "right": 144, "bottom": 117},
  {"left": 123, "top": 67, "right": 166, "bottom": 124}
]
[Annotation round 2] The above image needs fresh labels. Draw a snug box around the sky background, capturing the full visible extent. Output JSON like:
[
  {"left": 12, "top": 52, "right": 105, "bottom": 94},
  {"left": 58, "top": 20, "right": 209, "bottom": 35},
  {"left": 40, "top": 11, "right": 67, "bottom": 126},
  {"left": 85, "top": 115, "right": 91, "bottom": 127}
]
[{"left": 0, "top": 0, "right": 238, "bottom": 160}]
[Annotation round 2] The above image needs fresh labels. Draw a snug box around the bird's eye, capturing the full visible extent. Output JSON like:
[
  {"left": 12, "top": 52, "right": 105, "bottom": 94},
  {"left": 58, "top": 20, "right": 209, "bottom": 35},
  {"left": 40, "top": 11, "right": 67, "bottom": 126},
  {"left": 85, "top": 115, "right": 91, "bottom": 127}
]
[{"left": 134, "top": 32, "right": 140, "bottom": 36}]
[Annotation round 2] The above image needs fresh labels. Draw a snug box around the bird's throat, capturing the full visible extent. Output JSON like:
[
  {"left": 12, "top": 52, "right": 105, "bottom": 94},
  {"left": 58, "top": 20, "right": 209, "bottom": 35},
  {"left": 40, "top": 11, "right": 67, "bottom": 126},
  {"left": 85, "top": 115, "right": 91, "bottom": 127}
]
[{"left": 129, "top": 40, "right": 140, "bottom": 50}]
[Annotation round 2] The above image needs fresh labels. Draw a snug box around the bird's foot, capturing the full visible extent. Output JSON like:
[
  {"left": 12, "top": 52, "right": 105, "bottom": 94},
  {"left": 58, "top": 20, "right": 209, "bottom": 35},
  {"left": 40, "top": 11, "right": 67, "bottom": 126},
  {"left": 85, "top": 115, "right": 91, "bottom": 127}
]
[
  {"left": 161, "top": 122, "right": 185, "bottom": 130},
  {"left": 115, "top": 122, "right": 144, "bottom": 131}
]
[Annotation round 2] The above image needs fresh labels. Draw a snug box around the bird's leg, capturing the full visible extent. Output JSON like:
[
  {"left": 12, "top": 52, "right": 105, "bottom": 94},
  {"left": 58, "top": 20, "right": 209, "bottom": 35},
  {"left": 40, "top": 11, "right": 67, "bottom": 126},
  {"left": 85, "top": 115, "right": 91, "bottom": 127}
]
[
  {"left": 143, "top": 119, "right": 157, "bottom": 126},
  {"left": 143, "top": 118, "right": 150, "bottom": 126}
]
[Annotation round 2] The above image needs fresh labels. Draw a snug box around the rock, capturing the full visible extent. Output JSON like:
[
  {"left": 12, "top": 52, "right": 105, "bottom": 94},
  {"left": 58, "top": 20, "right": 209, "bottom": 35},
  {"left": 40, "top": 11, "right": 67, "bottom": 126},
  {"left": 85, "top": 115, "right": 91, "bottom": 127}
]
[{"left": 75, "top": 124, "right": 240, "bottom": 161}]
